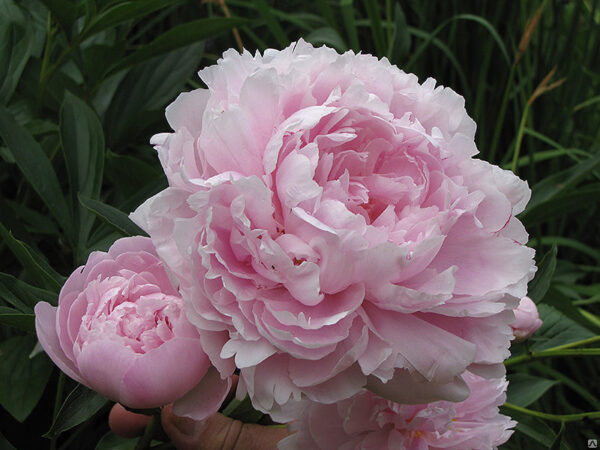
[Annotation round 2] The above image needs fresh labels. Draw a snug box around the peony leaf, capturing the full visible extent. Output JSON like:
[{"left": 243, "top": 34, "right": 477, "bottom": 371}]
[
  {"left": 363, "top": 0, "right": 385, "bottom": 56},
  {"left": 44, "top": 384, "right": 108, "bottom": 438},
  {"left": 0, "top": 306, "right": 35, "bottom": 332},
  {"left": 0, "top": 1, "right": 33, "bottom": 105},
  {"left": 340, "top": 0, "right": 359, "bottom": 52},
  {"left": 0, "top": 222, "right": 64, "bottom": 292},
  {"left": 94, "top": 432, "right": 137, "bottom": 450},
  {"left": 0, "top": 336, "right": 53, "bottom": 422},
  {"left": 0, "top": 272, "right": 58, "bottom": 311},
  {"left": 60, "top": 91, "right": 106, "bottom": 254},
  {"left": 82, "top": 0, "right": 185, "bottom": 38},
  {"left": 526, "top": 151, "right": 600, "bottom": 211},
  {"left": 107, "top": 17, "right": 248, "bottom": 75},
  {"left": 78, "top": 194, "right": 146, "bottom": 238},
  {"left": 253, "top": 0, "right": 289, "bottom": 48},
  {"left": 37, "top": 0, "right": 79, "bottom": 32},
  {"left": 222, "top": 395, "right": 264, "bottom": 423},
  {"left": 522, "top": 184, "right": 600, "bottom": 226},
  {"left": 500, "top": 407, "right": 563, "bottom": 449},
  {"left": 549, "top": 422, "right": 565, "bottom": 450},
  {"left": 0, "top": 106, "right": 73, "bottom": 239},
  {"left": 528, "top": 245, "right": 557, "bottom": 304},
  {"left": 104, "top": 43, "right": 204, "bottom": 145},
  {"left": 506, "top": 373, "right": 558, "bottom": 408},
  {"left": 531, "top": 304, "right": 595, "bottom": 351},
  {"left": 388, "top": 3, "right": 410, "bottom": 64},
  {"left": 0, "top": 432, "right": 17, "bottom": 450}
]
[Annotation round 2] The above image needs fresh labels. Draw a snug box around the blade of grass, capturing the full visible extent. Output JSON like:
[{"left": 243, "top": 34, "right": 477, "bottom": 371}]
[
  {"left": 252, "top": 0, "right": 289, "bottom": 48},
  {"left": 340, "top": 0, "right": 359, "bottom": 52},
  {"left": 363, "top": 0, "right": 386, "bottom": 56}
]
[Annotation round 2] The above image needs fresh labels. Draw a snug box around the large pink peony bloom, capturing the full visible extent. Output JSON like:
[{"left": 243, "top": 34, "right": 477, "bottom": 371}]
[
  {"left": 278, "top": 371, "right": 515, "bottom": 450},
  {"left": 132, "top": 40, "right": 536, "bottom": 418},
  {"left": 34, "top": 236, "right": 230, "bottom": 419},
  {"left": 512, "top": 296, "right": 542, "bottom": 341}
]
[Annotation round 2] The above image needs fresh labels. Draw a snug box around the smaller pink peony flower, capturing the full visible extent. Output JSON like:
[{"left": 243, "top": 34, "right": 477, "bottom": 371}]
[
  {"left": 278, "top": 371, "right": 515, "bottom": 450},
  {"left": 511, "top": 296, "right": 542, "bottom": 341},
  {"left": 34, "top": 236, "right": 230, "bottom": 419}
]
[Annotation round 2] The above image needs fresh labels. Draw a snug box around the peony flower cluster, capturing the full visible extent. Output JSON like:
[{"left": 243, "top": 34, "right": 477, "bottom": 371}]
[
  {"left": 131, "top": 39, "right": 536, "bottom": 420},
  {"left": 35, "top": 237, "right": 230, "bottom": 420},
  {"left": 278, "top": 371, "right": 515, "bottom": 450},
  {"left": 34, "top": 40, "right": 537, "bottom": 448}
]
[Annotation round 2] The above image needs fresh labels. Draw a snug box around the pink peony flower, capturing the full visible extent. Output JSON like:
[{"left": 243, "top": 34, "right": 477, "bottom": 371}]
[
  {"left": 512, "top": 296, "right": 542, "bottom": 341},
  {"left": 278, "top": 371, "right": 516, "bottom": 450},
  {"left": 34, "top": 236, "right": 230, "bottom": 419},
  {"left": 132, "top": 40, "right": 536, "bottom": 419}
]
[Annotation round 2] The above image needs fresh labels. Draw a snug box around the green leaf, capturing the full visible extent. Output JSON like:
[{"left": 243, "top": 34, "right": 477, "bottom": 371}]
[
  {"left": 0, "top": 2, "right": 34, "bottom": 104},
  {"left": 0, "top": 105, "right": 72, "bottom": 238},
  {"left": 531, "top": 304, "right": 595, "bottom": 352},
  {"left": 0, "top": 335, "right": 54, "bottom": 422},
  {"left": 38, "top": 0, "right": 79, "bottom": 31},
  {"left": 104, "top": 43, "right": 203, "bottom": 145},
  {"left": 522, "top": 184, "right": 600, "bottom": 226},
  {"left": 222, "top": 395, "right": 264, "bottom": 423},
  {"left": 549, "top": 422, "right": 565, "bottom": 450},
  {"left": 0, "top": 432, "right": 17, "bottom": 450},
  {"left": 81, "top": 42, "right": 126, "bottom": 85},
  {"left": 78, "top": 194, "right": 146, "bottom": 237},
  {"left": 340, "top": 0, "right": 359, "bottom": 52},
  {"left": 0, "top": 273, "right": 58, "bottom": 310},
  {"left": 95, "top": 432, "right": 137, "bottom": 450},
  {"left": 252, "top": 0, "right": 289, "bottom": 48},
  {"left": 507, "top": 373, "right": 558, "bottom": 408},
  {"left": 45, "top": 384, "right": 108, "bottom": 438},
  {"left": 0, "top": 222, "right": 63, "bottom": 292},
  {"left": 104, "top": 151, "right": 162, "bottom": 198},
  {"left": 501, "top": 407, "right": 558, "bottom": 448},
  {"left": 529, "top": 245, "right": 557, "bottom": 304},
  {"left": 107, "top": 17, "right": 247, "bottom": 74},
  {"left": 0, "top": 306, "right": 35, "bottom": 332},
  {"left": 2, "top": 199, "right": 61, "bottom": 236},
  {"left": 388, "top": 3, "right": 410, "bottom": 64},
  {"left": 306, "top": 27, "right": 347, "bottom": 53},
  {"left": 83, "top": 0, "right": 184, "bottom": 38},
  {"left": 526, "top": 152, "right": 600, "bottom": 211},
  {"left": 60, "top": 92, "right": 105, "bottom": 250},
  {"left": 363, "top": 0, "right": 385, "bottom": 56}
]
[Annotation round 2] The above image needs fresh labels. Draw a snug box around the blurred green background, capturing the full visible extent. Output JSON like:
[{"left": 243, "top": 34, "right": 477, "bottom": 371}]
[{"left": 0, "top": 0, "right": 599, "bottom": 448}]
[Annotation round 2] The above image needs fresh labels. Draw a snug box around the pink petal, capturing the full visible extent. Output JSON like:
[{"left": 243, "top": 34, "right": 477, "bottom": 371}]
[
  {"left": 34, "top": 302, "right": 84, "bottom": 384},
  {"left": 120, "top": 338, "right": 211, "bottom": 408},
  {"left": 173, "top": 367, "right": 231, "bottom": 421}
]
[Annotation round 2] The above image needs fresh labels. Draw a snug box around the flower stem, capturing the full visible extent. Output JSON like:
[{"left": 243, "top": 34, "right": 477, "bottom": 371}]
[
  {"left": 488, "top": 63, "right": 516, "bottom": 163},
  {"left": 135, "top": 411, "right": 161, "bottom": 450},
  {"left": 50, "top": 372, "right": 65, "bottom": 450},
  {"left": 511, "top": 103, "right": 530, "bottom": 174},
  {"left": 503, "top": 402, "right": 600, "bottom": 422},
  {"left": 505, "top": 347, "right": 600, "bottom": 367}
]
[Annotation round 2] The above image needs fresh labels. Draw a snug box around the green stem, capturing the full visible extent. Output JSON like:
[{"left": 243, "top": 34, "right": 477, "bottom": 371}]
[
  {"left": 579, "top": 309, "right": 600, "bottom": 329},
  {"left": 503, "top": 402, "right": 600, "bottom": 422},
  {"left": 488, "top": 60, "right": 516, "bottom": 163},
  {"left": 545, "top": 335, "right": 600, "bottom": 352},
  {"left": 50, "top": 372, "right": 65, "bottom": 450},
  {"left": 135, "top": 412, "right": 161, "bottom": 450},
  {"left": 505, "top": 347, "right": 600, "bottom": 367},
  {"left": 511, "top": 102, "right": 530, "bottom": 173},
  {"left": 506, "top": 335, "right": 600, "bottom": 367}
]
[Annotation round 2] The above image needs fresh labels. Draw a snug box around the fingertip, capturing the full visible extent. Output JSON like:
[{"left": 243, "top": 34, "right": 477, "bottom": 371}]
[{"left": 109, "top": 403, "right": 151, "bottom": 438}]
